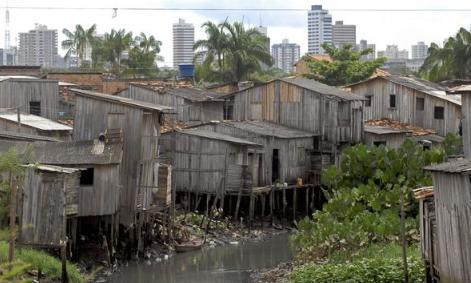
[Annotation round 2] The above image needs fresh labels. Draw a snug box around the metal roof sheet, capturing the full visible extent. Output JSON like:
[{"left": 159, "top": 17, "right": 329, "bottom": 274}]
[
  {"left": 71, "top": 88, "right": 173, "bottom": 111},
  {"left": 23, "top": 164, "right": 79, "bottom": 174},
  {"left": 0, "top": 130, "right": 61, "bottom": 142},
  {"left": 218, "top": 120, "right": 318, "bottom": 138},
  {"left": 424, "top": 158, "right": 471, "bottom": 173},
  {"left": 0, "top": 113, "right": 72, "bottom": 131},
  {"left": 448, "top": 85, "right": 471, "bottom": 93},
  {"left": 176, "top": 129, "right": 262, "bottom": 146},
  {"left": 0, "top": 75, "right": 39, "bottom": 81},
  {"left": 364, "top": 126, "right": 411, "bottom": 135}
]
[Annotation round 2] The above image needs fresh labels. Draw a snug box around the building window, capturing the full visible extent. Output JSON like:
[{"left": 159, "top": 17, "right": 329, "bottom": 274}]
[
  {"left": 416, "top": 97, "right": 425, "bottom": 111},
  {"left": 389, "top": 94, "right": 396, "bottom": 108},
  {"left": 80, "top": 168, "right": 94, "bottom": 186},
  {"left": 29, "top": 101, "right": 41, "bottom": 116},
  {"left": 434, "top": 106, "right": 444, "bottom": 120},
  {"left": 365, "top": 95, "right": 372, "bottom": 107},
  {"left": 224, "top": 104, "right": 234, "bottom": 120},
  {"left": 373, "top": 141, "right": 387, "bottom": 147}
]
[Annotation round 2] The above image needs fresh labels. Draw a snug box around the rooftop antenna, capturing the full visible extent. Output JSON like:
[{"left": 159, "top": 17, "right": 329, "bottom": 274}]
[{"left": 5, "top": 0, "right": 11, "bottom": 49}]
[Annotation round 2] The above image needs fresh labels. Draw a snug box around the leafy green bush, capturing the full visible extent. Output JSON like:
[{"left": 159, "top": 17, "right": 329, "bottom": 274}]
[
  {"left": 292, "top": 140, "right": 444, "bottom": 260},
  {"left": 291, "top": 255, "right": 425, "bottom": 283},
  {"left": 443, "top": 132, "right": 463, "bottom": 156}
]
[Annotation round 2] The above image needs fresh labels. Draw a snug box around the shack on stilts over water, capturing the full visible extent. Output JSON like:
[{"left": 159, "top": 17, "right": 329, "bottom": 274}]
[
  {"left": 223, "top": 77, "right": 365, "bottom": 164},
  {"left": 70, "top": 88, "right": 173, "bottom": 252},
  {"left": 118, "top": 83, "right": 226, "bottom": 124}
]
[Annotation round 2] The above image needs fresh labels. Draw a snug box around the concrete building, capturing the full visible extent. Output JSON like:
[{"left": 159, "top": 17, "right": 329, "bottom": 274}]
[
  {"left": 271, "top": 39, "right": 300, "bottom": 73},
  {"left": 255, "top": 25, "right": 271, "bottom": 70},
  {"left": 173, "top": 19, "right": 195, "bottom": 69},
  {"left": 307, "top": 5, "right": 332, "bottom": 55},
  {"left": 357, "top": 39, "right": 376, "bottom": 61},
  {"left": 18, "top": 24, "right": 58, "bottom": 68},
  {"left": 412, "top": 41, "right": 429, "bottom": 60},
  {"left": 332, "top": 21, "right": 356, "bottom": 48},
  {"left": 380, "top": 45, "right": 409, "bottom": 60}
]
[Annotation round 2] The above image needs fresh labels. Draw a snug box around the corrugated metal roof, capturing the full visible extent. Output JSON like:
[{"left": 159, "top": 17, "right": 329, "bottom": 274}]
[
  {"left": 280, "top": 77, "right": 366, "bottom": 101},
  {"left": 0, "top": 113, "right": 72, "bottom": 131},
  {"left": 0, "top": 75, "right": 39, "bottom": 81},
  {"left": 0, "top": 130, "right": 61, "bottom": 142},
  {"left": 364, "top": 126, "right": 411, "bottom": 135},
  {"left": 34, "top": 140, "right": 123, "bottom": 165},
  {"left": 23, "top": 164, "right": 79, "bottom": 174},
  {"left": 176, "top": 129, "right": 262, "bottom": 146},
  {"left": 167, "top": 88, "right": 226, "bottom": 102},
  {"left": 424, "top": 158, "right": 471, "bottom": 173},
  {"left": 219, "top": 120, "right": 318, "bottom": 138},
  {"left": 448, "top": 85, "right": 471, "bottom": 93},
  {"left": 71, "top": 88, "right": 173, "bottom": 111}
]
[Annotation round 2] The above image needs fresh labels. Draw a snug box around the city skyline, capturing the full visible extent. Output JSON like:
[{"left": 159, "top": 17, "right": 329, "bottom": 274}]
[{"left": 0, "top": 0, "right": 471, "bottom": 66}]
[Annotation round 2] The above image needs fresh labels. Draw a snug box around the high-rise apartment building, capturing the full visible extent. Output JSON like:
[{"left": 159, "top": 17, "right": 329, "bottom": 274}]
[
  {"left": 173, "top": 19, "right": 195, "bottom": 69},
  {"left": 332, "top": 21, "right": 356, "bottom": 48},
  {"left": 307, "top": 5, "right": 332, "bottom": 55},
  {"left": 255, "top": 25, "right": 271, "bottom": 70},
  {"left": 379, "top": 45, "right": 409, "bottom": 60},
  {"left": 18, "top": 24, "right": 58, "bottom": 67},
  {"left": 357, "top": 39, "right": 376, "bottom": 61},
  {"left": 271, "top": 39, "right": 300, "bottom": 73},
  {"left": 411, "top": 42, "right": 428, "bottom": 59}
]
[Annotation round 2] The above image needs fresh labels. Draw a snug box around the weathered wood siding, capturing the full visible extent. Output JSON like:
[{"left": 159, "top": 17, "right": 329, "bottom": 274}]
[
  {"left": 0, "top": 80, "right": 59, "bottom": 120},
  {"left": 0, "top": 118, "right": 71, "bottom": 141},
  {"left": 350, "top": 78, "right": 461, "bottom": 136},
  {"left": 230, "top": 80, "right": 363, "bottom": 145},
  {"left": 19, "top": 168, "right": 77, "bottom": 246},
  {"left": 461, "top": 94, "right": 471, "bottom": 157},
  {"left": 419, "top": 197, "right": 438, "bottom": 279},
  {"left": 196, "top": 123, "right": 314, "bottom": 185},
  {"left": 363, "top": 132, "right": 408, "bottom": 149},
  {"left": 73, "top": 95, "right": 160, "bottom": 225},
  {"left": 160, "top": 132, "right": 252, "bottom": 195},
  {"left": 430, "top": 172, "right": 471, "bottom": 283},
  {"left": 120, "top": 85, "right": 224, "bottom": 122}
]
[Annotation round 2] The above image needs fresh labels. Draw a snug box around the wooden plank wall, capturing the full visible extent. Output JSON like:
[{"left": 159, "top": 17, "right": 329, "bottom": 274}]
[
  {"left": 462, "top": 95, "right": 471, "bottom": 158},
  {"left": 363, "top": 132, "right": 408, "bottom": 149},
  {"left": 19, "top": 168, "right": 68, "bottom": 246},
  {"left": 0, "top": 80, "right": 59, "bottom": 120},
  {"left": 431, "top": 172, "right": 471, "bottom": 282},
  {"left": 74, "top": 95, "right": 160, "bottom": 225},
  {"left": 350, "top": 78, "right": 461, "bottom": 136}
]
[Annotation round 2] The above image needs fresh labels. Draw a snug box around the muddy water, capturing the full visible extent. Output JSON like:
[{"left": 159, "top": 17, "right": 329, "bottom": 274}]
[{"left": 109, "top": 233, "right": 293, "bottom": 283}]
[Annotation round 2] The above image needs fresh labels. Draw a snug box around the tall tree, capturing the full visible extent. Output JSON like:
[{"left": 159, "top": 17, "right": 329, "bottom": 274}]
[
  {"left": 194, "top": 21, "right": 228, "bottom": 76},
  {"left": 123, "top": 33, "right": 162, "bottom": 78},
  {"left": 103, "top": 29, "right": 133, "bottom": 72},
  {"left": 420, "top": 28, "right": 471, "bottom": 82},
  {"left": 61, "top": 24, "right": 97, "bottom": 67},
  {"left": 306, "top": 43, "right": 386, "bottom": 86}
]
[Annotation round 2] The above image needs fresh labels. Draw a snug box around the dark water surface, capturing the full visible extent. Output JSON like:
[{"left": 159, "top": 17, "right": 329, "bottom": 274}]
[{"left": 109, "top": 233, "right": 293, "bottom": 283}]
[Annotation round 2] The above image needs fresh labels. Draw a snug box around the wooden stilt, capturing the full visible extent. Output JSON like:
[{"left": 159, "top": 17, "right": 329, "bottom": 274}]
[
  {"left": 110, "top": 215, "right": 115, "bottom": 261},
  {"left": 136, "top": 213, "right": 144, "bottom": 255},
  {"left": 229, "top": 195, "right": 233, "bottom": 216},
  {"left": 305, "top": 187, "right": 310, "bottom": 217},
  {"left": 261, "top": 194, "right": 266, "bottom": 230},
  {"left": 293, "top": 187, "right": 297, "bottom": 223},
  {"left": 270, "top": 187, "right": 274, "bottom": 226},
  {"left": 235, "top": 188, "right": 243, "bottom": 221},
  {"left": 195, "top": 192, "right": 201, "bottom": 212},
  {"left": 249, "top": 193, "right": 255, "bottom": 230},
  {"left": 282, "top": 188, "right": 287, "bottom": 227},
  {"left": 61, "top": 245, "right": 68, "bottom": 283},
  {"left": 310, "top": 186, "right": 316, "bottom": 212}
]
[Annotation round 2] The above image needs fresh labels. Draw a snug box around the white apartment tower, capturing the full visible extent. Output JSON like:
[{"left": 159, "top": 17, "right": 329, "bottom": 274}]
[
  {"left": 173, "top": 19, "right": 195, "bottom": 69},
  {"left": 332, "top": 21, "right": 356, "bottom": 48},
  {"left": 308, "top": 5, "right": 332, "bottom": 55},
  {"left": 412, "top": 42, "right": 428, "bottom": 59},
  {"left": 18, "top": 24, "right": 58, "bottom": 67},
  {"left": 271, "top": 39, "right": 300, "bottom": 73}
]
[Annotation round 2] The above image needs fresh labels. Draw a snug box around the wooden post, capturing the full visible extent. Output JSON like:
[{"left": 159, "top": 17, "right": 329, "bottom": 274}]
[
  {"left": 293, "top": 187, "right": 297, "bottom": 223},
  {"left": 8, "top": 175, "right": 17, "bottom": 264},
  {"left": 136, "top": 213, "right": 144, "bottom": 255},
  {"left": 282, "top": 187, "right": 287, "bottom": 227},
  {"left": 305, "top": 187, "right": 310, "bottom": 217},
  {"left": 400, "top": 187, "right": 409, "bottom": 283},
  {"left": 261, "top": 194, "right": 266, "bottom": 230},
  {"left": 61, "top": 245, "right": 68, "bottom": 283},
  {"left": 235, "top": 188, "right": 243, "bottom": 221},
  {"left": 249, "top": 193, "right": 254, "bottom": 230},
  {"left": 270, "top": 187, "right": 274, "bottom": 226},
  {"left": 110, "top": 214, "right": 115, "bottom": 261}
]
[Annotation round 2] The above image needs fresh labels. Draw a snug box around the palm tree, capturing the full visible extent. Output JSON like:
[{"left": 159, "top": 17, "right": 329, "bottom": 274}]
[
  {"left": 136, "top": 32, "right": 161, "bottom": 54},
  {"left": 61, "top": 24, "right": 97, "bottom": 67},
  {"left": 222, "top": 22, "right": 273, "bottom": 82},
  {"left": 194, "top": 21, "right": 228, "bottom": 73},
  {"left": 123, "top": 33, "right": 162, "bottom": 78},
  {"left": 420, "top": 28, "right": 471, "bottom": 82},
  {"left": 103, "top": 29, "right": 133, "bottom": 72}
]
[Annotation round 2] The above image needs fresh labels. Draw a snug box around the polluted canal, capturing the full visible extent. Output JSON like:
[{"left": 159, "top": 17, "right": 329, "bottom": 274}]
[{"left": 109, "top": 232, "right": 293, "bottom": 283}]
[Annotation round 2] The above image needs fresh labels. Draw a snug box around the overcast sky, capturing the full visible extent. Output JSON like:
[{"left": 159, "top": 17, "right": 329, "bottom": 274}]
[{"left": 1, "top": 0, "right": 471, "bottom": 67}]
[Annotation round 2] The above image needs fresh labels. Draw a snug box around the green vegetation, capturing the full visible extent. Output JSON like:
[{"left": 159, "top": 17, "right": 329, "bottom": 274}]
[
  {"left": 61, "top": 24, "right": 162, "bottom": 78},
  {"left": 194, "top": 21, "right": 273, "bottom": 83},
  {"left": 443, "top": 132, "right": 463, "bottom": 156},
  {"left": 0, "top": 240, "right": 83, "bottom": 283},
  {"left": 305, "top": 43, "right": 386, "bottom": 86},
  {"left": 420, "top": 27, "right": 471, "bottom": 82},
  {"left": 291, "top": 243, "right": 424, "bottom": 283},
  {"left": 290, "top": 140, "right": 443, "bottom": 281}
]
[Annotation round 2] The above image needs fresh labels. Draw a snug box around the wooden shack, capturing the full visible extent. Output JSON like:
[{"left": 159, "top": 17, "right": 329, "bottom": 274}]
[
  {"left": 224, "top": 77, "right": 365, "bottom": 153},
  {"left": 160, "top": 129, "right": 262, "bottom": 196},
  {"left": 118, "top": 83, "right": 225, "bottom": 124},
  {"left": 0, "top": 112, "right": 72, "bottom": 140},
  {"left": 71, "top": 88, "right": 172, "bottom": 225},
  {"left": 19, "top": 164, "right": 79, "bottom": 247},
  {"left": 348, "top": 75, "right": 462, "bottom": 136},
  {"left": 189, "top": 120, "right": 319, "bottom": 185},
  {"left": 423, "top": 159, "right": 471, "bottom": 283},
  {"left": 0, "top": 76, "right": 60, "bottom": 120},
  {"left": 363, "top": 126, "right": 411, "bottom": 148},
  {"left": 449, "top": 85, "right": 471, "bottom": 156}
]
